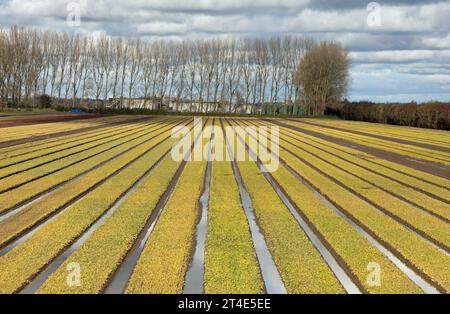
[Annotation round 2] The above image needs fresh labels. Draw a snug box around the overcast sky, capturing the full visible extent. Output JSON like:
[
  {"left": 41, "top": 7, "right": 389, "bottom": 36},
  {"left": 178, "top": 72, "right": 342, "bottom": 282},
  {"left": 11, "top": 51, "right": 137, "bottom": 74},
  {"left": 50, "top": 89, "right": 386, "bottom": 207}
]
[{"left": 1, "top": 0, "right": 449, "bottom": 102}]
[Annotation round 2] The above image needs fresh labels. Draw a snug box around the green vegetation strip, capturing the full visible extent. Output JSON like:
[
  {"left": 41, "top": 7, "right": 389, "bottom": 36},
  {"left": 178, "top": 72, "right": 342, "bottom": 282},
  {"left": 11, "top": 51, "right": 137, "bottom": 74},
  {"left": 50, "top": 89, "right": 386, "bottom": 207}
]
[
  {"left": 125, "top": 126, "right": 213, "bottom": 293},
  {"left": 274, "top": 124, "right": 450, "bottom": 203},
  {"left": 266, "top": 119, "right": 450, "bottom": 191},
  {"left": 278, "top": 148, "right": 450, "bottom": 292},
  {"left": 0, "top": 121, "right": 187, "bottom": 249},
  {"left": 204, "top": 127, "right": 264, "bottom": 294},
  {"left": 0, "top": 119, "right": 154, "bottom": 166},
  {"left": 227, "top": 121, "right": 344, "bottom": 294},
  {"left": 279, "top": 139, "right": 450, "bottom": 250},
  {"left": 250, "top": 119, "right": 450, "bottom": 222},
  {"left": 0, "top": 130, "right": 182, "bottom": 293},
  {"left": 237, "top": 119, "right": 424, "bottom": 293},
  {"left": 38, "top": 154, "right": 181, "bottom": 293},
  {"left": 0, "top": 119, "right": 165, "bottom": 181},
  {"left": 0, "top": 119, "right": 185, "bottom": 214},
  {"left": 303, "top": 119, "right": 450, "bottom": 148},
  {"left": 0, "top": 116, "right": 146, "bottom": 156},
  {"left": 283, "top": 120, "right": 450, "bottom": 165}
]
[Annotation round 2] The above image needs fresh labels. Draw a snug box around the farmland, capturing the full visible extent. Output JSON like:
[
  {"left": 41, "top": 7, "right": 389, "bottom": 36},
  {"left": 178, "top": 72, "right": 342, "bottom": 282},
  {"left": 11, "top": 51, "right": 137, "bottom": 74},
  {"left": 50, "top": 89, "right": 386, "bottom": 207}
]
[{"left": 0, "top": 113, "right": 449, "bottom": 294}]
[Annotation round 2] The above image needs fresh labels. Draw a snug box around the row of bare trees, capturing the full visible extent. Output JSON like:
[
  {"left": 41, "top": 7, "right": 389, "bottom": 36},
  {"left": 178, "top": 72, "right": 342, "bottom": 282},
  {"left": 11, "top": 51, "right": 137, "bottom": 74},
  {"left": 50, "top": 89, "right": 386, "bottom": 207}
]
[{"left": 0, "top": 26, "right": 317, "bottom": 113}]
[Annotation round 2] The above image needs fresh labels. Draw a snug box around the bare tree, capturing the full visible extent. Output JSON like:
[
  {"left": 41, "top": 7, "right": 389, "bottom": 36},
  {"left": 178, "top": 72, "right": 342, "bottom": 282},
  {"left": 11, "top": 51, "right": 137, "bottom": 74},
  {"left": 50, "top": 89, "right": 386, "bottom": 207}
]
[
  {"left": 294, "top": 41, "right": 350, "bottom": 116},
  {"left": 127, "top": 39, "right": 143, "bottom": 100}
]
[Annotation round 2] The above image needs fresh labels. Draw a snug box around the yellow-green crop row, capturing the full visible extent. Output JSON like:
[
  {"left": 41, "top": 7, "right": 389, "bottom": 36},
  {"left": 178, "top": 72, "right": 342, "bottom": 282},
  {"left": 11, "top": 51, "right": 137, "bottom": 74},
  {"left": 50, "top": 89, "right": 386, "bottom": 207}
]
[
  {"left": 0, "top": 119, "right": 153, "bottom": 164},
  {"left": 257, "top": 123, "right": 450, "bottom": 221},
  {"left": 281, "top": 131, "right": 450, "bottom": 221},
  {"left": 204, "top": 125, "right": 264, "bottom": 294},
  {"left": 0, "top": 126, "right": 182, "bottom": 293},
  {"left": 282, "top": 120, "right": 450, "bottom": 165},
  {"left": 0, "top": 121, "right": 188, "bottom": 249},
  {"left": 302, "top": 119, "right": 450, "bottom": 144},
  {"left": 290, "top": 120, "right": 450, "bottom": 163},
  {"left": 0, "top": 115, "right": 129, "bottom": 142},
  {"left": 38, "top": 120, "right": 201, "bottom": 293},
  {"left": 289, "top": 119, "right": 450, "bottom": 153},
  {"left": 278, "top": 149, "right": 450, "bottom": 292},
  {"left": 250, "top": 119, "right": 450, "bottom": 222},
  {"left": 0, "top": 119, "right": 186, "bottom": 214},
  {"left": 125, "top": 123, "right": 213, "bottom": 293},
  {"left": 279, "top": 139, "right": 450, "bottom": 249},
  {"left": 38, "top": 153, "right": 182, "bottom": 293},
  {"left": 261, "top": 119, "right": 450, "bottom": 190},
  {"left": 252, "top": 119, "right": 450, "bottom": 198},
  {"left": 300, "top": 119, "right": 450, "bottom": 148},
  {"left": 0, "top": 119, "right": 165, "bottom": 181},
  {"left": 272, "top": 165, "right": 422, "bottom": 293},
  {"left": 239, "top": 119, "right": 422, "bottom": 293},
  {"left": 271, "top": 123, "right": 450, "bottom": 202},
  {"left": 0, "top": 117, "right": 117, "bottom": 140},
  {"left": 229, "top": 121, "right": 345, "bottom": 294},
  {"left": 0, "top": 116, "right": 150, "bottom": 157}
]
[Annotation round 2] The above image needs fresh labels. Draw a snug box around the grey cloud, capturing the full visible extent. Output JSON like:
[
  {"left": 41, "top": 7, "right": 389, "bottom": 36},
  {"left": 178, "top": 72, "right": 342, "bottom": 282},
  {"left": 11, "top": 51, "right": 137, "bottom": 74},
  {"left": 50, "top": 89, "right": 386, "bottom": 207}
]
[
  {"left": 0, "top": 0, "right": 448, "bottom": 102},
  {"left": 309, "top": 0, "right": 448, "bottom": 10}
]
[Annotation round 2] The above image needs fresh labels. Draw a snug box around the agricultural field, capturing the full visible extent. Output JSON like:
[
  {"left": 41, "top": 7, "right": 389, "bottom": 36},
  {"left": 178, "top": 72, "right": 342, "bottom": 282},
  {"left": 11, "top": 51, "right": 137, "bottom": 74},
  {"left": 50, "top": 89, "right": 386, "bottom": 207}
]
[{"left": 0, "top": 113, "right": 449, "bottom": 294}]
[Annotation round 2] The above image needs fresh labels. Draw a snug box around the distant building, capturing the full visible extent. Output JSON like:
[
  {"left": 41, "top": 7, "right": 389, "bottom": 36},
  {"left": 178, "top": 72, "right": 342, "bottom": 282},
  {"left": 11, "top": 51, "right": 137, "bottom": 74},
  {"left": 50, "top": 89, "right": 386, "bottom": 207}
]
[{"left": 105, "top": 97, "right": 274, "bottom": 114}]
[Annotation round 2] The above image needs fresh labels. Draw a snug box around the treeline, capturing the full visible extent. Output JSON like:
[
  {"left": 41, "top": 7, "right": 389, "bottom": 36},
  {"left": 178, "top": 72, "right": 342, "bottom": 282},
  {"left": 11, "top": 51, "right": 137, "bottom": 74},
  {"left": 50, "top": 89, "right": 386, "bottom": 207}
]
[
  {"left": 0, "top": 26, "right": 315, "bottom": 112},
  {"left": 330, "top": 101, "right": 450, "bottom": 130}
]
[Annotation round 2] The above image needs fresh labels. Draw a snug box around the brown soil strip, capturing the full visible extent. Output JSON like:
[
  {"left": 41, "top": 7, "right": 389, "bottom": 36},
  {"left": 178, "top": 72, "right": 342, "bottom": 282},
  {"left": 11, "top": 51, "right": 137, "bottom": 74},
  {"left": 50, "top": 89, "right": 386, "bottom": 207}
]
[
  {"left": 0, "top": 119, "right": 189, "bottom": 219},
  {"left": 236, "top": 118, "right": 445, "bottom": 293},
  {"left": 103, "top": 119, "right": 207, "bottom": 294},
  {"left": 289, "top": 119, "right": 450, "bottom": 154},
  {"left": 0, "top": 118, "right": 192, "bottom": 254},
  {"left": 0, "top": 116, "right": 154, "bottom": 149},
  {"left": 266, "top": 119, "right": 450, "bottom": 180}
]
